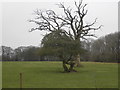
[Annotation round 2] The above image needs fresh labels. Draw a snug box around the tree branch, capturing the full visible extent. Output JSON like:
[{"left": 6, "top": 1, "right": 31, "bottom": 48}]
[{"left": 83, "top": 18, "right": 97, "bottom": 28}]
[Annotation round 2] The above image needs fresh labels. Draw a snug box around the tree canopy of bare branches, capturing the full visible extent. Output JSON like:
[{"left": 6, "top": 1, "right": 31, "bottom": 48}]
[{"left": 29, "top": 0, "right": 102, "bottom": 40}]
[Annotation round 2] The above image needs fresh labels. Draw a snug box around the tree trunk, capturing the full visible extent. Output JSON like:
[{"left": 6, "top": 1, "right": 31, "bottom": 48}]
[
  {"left": 62, "top": 60, "right": 69, "bottom": 72},
  {"left": 63, "top": 60, "right": 77, "bottom": 72},
  {"left": 75, "top": 54, "right": 81, "bottom": 67},
  {"left": 74, "top": 38, "right": 81, "bottom": 67},
  {"left": 69, "top": 62, "right": 77, "bottom": 72}
]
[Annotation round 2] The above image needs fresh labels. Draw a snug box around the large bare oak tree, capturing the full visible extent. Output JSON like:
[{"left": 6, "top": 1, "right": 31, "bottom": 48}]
[{"left": 29, "top": 0, "right": 102, "bottom": 72}]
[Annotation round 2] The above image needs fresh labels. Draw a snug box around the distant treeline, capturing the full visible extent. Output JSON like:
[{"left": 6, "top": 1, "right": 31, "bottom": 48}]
[{"left": 1, "top": 31, "right": 119, "bottom": 62}]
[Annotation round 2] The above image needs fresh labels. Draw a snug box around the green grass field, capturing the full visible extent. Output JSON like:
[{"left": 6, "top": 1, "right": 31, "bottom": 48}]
[{"left": 2, "top": 61, "right": 118, "bottom": 88}]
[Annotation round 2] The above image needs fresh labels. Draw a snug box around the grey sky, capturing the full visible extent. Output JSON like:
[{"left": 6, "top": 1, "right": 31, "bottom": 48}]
[{"left": 1, "top": 0, "right": 118, "bottom": 49}]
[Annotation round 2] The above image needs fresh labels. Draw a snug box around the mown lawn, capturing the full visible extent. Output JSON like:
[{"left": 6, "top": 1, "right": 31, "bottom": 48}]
[{"left": 2, "top": 61, "right": 118, "bottom": 88}]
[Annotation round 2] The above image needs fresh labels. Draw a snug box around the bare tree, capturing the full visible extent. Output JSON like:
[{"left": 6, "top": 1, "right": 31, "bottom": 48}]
[{"left": 29, "top": 0, "right": 102, "bottom": 68}]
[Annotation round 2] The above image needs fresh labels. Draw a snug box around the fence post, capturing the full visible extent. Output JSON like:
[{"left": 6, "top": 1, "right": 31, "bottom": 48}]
[{"left": 20, "top": 73, "right": 22, "bottom": 88}]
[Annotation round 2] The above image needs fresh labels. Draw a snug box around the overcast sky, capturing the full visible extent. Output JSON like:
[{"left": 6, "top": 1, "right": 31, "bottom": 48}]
[{"left": 1, "top": 0, "right": 118, "bottom": 49}]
